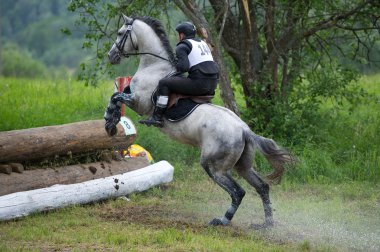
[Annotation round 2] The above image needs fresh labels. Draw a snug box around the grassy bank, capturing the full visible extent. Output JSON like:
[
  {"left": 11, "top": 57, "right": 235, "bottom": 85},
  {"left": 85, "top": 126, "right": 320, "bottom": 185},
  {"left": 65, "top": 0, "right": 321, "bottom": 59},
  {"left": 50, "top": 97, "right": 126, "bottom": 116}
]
[{"left": 0, "top": 76, "right": 379, "bottom": 251}]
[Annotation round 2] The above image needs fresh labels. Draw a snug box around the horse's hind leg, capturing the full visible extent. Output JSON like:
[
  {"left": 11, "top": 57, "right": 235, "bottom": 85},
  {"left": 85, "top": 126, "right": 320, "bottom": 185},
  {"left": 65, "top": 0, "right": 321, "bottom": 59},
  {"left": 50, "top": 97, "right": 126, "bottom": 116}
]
[
  {"left": 201, "top": 160, "right": 246, "bottom": 226},
  {"left": 235, "top": 144, "right": 274, "bottom": 227}
]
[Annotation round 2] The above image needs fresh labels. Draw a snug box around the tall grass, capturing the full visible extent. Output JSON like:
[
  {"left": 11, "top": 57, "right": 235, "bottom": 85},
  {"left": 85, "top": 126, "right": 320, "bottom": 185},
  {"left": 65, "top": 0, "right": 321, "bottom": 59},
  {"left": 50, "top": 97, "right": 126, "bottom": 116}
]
[
  {"left": 0, "top": 76, "right": 378, "bottom": 183},
  {"left": 0, "top": 77, "right": 112, "bottom": 130},
  {"left": 290, "top": 74, "right": 380, "bottom": 183}
]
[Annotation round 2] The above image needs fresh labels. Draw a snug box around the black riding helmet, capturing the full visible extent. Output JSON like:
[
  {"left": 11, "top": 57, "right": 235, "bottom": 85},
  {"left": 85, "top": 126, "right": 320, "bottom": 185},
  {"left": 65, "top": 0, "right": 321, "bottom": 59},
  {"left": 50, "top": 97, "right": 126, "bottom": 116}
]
[{"left": 176, "top": 22, "right": 196, "bottom": 38}]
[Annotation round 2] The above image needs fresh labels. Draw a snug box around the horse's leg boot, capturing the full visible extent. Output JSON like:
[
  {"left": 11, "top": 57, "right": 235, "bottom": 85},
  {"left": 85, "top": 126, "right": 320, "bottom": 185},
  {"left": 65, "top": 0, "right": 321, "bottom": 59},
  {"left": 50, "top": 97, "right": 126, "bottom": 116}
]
[{"left": 139, "top": 106, "right": 165, "bottom": 128}]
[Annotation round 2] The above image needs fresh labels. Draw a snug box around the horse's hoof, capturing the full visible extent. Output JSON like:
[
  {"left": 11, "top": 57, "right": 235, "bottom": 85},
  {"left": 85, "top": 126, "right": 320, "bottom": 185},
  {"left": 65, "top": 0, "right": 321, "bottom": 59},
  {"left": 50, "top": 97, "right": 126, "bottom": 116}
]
[{"left": 208, "top": 218, "right": 228, "bottom": 226}]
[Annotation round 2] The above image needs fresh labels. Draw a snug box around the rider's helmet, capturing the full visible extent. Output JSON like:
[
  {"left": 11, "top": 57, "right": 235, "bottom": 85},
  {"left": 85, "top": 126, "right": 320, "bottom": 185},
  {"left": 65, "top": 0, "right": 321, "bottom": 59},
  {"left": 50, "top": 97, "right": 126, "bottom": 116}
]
[{"left": 175, "top": 22, "right": 196, "bottom": 38}]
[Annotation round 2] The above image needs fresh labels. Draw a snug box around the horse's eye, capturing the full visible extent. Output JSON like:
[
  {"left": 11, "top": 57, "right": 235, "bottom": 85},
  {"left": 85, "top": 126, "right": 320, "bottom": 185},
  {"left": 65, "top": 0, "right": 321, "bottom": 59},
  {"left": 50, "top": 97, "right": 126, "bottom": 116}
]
[{"left": 118, "top": 32, "right": 123, "bottom": 36}]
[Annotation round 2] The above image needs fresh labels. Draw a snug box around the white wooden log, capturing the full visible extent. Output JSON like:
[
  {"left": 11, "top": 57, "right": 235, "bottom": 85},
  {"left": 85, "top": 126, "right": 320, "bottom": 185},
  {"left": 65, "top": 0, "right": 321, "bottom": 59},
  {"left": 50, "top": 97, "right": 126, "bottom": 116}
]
[{"left": 0, "top": 161, "right": 174, "bottom": 221}]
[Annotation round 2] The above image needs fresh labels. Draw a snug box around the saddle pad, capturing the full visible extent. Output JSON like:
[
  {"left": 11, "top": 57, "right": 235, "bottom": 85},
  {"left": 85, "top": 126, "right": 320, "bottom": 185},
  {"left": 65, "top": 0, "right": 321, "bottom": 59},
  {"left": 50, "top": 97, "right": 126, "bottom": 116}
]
[
  {"left": 152, "top": 90, "right": 203, "bottom": 122},
  {"left": 165, "top": 98, "right": 200, "bottom": 122}
]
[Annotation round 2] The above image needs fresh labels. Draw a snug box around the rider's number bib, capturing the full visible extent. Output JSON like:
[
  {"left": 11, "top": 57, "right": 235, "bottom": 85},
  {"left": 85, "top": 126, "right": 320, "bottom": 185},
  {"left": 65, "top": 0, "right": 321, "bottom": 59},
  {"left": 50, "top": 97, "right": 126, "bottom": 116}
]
[{"left": 187, "top": 39, "right": 214, "bottom": 68}]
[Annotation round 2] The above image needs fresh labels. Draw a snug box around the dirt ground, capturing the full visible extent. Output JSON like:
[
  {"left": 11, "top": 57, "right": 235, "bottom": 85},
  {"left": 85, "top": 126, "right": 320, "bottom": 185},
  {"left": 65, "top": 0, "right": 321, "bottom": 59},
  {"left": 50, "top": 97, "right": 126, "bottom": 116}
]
[{"left": 93, "top": 180, "right": 380, "bottom": 251}]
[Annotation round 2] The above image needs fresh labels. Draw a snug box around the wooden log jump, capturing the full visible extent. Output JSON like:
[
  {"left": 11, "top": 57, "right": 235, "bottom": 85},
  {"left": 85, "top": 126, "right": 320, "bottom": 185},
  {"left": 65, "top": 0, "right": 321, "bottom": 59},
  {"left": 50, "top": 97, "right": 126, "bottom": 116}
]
[
  {"left": 0, "top": 118, "right": 136, "bottom": 163},
  {"left": 0, "top": 157, "right": 150, "bottom": 196},
  {"left": 0, "top": 161, "right": 174, "bottom": 221}
]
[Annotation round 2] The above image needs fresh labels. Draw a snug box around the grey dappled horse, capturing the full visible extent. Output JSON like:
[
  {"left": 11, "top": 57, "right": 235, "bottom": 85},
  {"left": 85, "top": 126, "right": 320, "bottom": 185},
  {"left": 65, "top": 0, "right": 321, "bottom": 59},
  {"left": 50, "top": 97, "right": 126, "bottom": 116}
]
[{"left": 107, "top": 15, "right": 293, "bottom": 227}]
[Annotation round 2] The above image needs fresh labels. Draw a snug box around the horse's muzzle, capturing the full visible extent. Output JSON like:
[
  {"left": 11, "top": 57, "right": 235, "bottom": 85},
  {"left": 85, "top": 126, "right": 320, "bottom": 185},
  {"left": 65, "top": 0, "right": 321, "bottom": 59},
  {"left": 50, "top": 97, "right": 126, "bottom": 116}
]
[{"left": 108, "top": 48, "right": 121, "bottom": 65}]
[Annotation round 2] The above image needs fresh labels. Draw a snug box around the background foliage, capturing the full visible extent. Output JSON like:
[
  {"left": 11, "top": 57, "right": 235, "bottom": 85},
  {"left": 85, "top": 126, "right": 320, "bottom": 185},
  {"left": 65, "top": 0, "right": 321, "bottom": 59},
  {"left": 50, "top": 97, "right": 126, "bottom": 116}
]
[
  {"left": 0, "top": 1, "right": 379, "bottom": 184},
  {"left": 1, "top": 0, "right": 87, "bottom": 69},
  {"left": 0, "top": 3, "right": 378, "bottom": 251}
]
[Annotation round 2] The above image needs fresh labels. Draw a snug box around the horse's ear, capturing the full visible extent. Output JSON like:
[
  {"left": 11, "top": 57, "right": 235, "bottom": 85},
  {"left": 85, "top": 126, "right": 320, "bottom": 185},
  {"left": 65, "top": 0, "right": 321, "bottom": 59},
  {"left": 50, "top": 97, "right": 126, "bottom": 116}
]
[{"left": 122, "top": 14, "right": 133, "bottom": 24}]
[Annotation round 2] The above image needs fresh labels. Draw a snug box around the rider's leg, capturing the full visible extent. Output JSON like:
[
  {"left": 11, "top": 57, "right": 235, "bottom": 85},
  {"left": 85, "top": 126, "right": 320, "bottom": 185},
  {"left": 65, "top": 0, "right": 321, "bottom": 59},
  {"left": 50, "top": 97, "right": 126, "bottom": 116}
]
[
  {"left": 139, "top": 95, "right": 167, "bottom": 127},
  {"left": 139, "top": 77, "right": 217, "bottom": 127},
  {"left": 138, "top": 77, "right": 178, "bottom": 127},
  {"left": 157, "top": 76, "right": 217, "bottom": 96},
  {"left": 138, "top": 77, "right": 173, "bottom": 127}
]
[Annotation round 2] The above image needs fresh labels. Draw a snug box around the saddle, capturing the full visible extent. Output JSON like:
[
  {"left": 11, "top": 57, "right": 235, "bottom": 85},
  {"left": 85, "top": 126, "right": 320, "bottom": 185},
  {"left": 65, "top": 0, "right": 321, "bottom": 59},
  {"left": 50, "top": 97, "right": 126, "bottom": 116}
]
[
  {"left": 152, "top": 90, "right": 214, "bottom": 122},
  {"left": 168, "top": 93, "right": 214, "bottom": 109}
]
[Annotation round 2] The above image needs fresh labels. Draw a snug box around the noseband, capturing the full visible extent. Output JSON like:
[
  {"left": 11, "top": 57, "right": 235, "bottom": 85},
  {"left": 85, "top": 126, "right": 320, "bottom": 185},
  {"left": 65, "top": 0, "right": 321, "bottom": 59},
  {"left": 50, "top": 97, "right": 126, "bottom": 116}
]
[{"left": 113, "top": 19, "right": 173, "bottom": 64}]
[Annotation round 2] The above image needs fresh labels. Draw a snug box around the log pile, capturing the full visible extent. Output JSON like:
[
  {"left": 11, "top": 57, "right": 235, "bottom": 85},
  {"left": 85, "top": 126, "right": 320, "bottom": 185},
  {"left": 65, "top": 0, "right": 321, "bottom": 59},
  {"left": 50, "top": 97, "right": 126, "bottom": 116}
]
[
  {"left": 0, "top": 117, "right": 175, "bottom": 221},
  {"left": 0, "top": 117, "right": 142, "bottom": 196}
]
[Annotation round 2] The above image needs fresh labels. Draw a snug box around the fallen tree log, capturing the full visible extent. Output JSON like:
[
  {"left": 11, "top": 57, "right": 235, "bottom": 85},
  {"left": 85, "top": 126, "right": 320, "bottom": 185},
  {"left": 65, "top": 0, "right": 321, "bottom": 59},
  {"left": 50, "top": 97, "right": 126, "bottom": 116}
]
[
  {"left": 0, "top": 157, "right": 150, "bottom": 196},
  {"left": 0, "top": 118, "right": 136, "bottom": 163},
  {"left": 0, "top": 161, "right": 174, "bottom": 221}
]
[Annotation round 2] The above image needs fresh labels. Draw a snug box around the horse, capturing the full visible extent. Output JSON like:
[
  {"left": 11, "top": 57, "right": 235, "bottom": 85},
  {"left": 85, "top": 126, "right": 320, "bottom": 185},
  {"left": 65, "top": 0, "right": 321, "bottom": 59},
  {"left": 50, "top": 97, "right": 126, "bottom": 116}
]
[{"left": 106, "top": 15, "right": 293, "bottom": 227}]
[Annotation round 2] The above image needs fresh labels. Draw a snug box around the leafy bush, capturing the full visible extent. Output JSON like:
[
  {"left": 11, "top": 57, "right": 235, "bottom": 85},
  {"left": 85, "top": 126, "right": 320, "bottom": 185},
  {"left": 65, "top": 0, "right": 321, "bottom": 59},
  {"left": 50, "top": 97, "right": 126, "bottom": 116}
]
[
  {"left": 1, "top": 43, "right": 47, "bottom": 78},
  {"left": 241, "top": 57, "right": 363, "bottom": 146}
]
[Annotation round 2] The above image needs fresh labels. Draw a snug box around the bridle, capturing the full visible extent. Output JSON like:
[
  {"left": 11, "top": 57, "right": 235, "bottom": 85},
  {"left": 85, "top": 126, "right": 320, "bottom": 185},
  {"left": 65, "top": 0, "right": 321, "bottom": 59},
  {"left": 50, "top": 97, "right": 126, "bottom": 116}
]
[{"left": 114, "top": 19, "right": 173, "bottom": 64}]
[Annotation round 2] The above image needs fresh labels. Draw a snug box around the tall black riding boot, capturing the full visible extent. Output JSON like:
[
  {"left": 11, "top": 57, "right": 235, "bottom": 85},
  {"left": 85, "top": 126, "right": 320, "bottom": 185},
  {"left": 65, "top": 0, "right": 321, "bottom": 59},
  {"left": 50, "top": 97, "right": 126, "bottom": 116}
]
[{"left": 139, "top": 106, "right": 166, "bottom": 128}]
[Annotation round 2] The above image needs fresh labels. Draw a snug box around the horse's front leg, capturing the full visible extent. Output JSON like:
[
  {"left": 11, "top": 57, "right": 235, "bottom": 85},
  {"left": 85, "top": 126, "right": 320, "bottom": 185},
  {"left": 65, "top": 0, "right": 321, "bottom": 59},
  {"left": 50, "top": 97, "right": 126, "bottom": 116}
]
[
  {"left": 111, "top": 92, "right": 134, "bottom": 108},
  {"left": 104, "top": 92, "right": 134, "bottom": 136}
]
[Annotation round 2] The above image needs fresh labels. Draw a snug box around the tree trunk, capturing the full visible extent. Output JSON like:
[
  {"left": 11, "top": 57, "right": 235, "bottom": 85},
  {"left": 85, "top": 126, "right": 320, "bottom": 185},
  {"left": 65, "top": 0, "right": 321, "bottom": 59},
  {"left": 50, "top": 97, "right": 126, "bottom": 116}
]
[
  {"left": 0, "top": 161, "right": 174, "bottom": 221},
  {"left": 0, "top": 157, "right": 150, "bottom": 196},
  {"left": 213, "top": 45, "right": 240, "bottom": 115},
  {"left": 0, "top": 118, "right": 136, "bottom": 163},
  {"left": 173, "top": 0, "right": 240, "bottom": 115}
]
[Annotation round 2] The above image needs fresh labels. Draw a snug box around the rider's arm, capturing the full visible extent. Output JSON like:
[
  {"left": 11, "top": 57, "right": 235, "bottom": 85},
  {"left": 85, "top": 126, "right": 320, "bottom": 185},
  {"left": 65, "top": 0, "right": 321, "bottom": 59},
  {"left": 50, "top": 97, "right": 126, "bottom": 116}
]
[{"left": 175, "top": 42, "right": 191, "bottom": 73}]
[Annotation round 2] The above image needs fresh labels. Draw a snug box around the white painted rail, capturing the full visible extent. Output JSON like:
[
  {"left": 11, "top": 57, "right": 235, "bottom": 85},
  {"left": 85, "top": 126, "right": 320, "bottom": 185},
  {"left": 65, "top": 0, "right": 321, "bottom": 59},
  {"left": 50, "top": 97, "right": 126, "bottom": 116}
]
[{"left": 0, "top": 161, "right": 174, "bottom": 221}]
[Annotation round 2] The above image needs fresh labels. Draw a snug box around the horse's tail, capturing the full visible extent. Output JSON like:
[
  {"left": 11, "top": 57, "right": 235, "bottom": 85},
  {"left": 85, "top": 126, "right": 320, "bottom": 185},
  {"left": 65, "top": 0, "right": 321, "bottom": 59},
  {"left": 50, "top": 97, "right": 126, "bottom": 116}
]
[{"left": 244, "top": 130, "right": 294, "bottom": 184}]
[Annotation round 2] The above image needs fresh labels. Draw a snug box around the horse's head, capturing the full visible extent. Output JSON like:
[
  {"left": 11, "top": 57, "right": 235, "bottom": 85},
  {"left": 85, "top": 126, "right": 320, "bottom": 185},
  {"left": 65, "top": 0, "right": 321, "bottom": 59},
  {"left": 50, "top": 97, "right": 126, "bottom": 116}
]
[{"left": 108, "top": 14, "right": 137, "bottom": 65}]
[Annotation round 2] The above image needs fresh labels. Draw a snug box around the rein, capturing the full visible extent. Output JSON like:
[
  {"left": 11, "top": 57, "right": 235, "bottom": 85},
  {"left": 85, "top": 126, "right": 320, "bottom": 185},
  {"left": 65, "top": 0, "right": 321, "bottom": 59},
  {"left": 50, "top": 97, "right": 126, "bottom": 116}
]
[
  {"left": 115, "top": 19, "right": 174, "bottom": 64},
  {"left": 122, "top": 52, "right": 173, "bottom": 63}
]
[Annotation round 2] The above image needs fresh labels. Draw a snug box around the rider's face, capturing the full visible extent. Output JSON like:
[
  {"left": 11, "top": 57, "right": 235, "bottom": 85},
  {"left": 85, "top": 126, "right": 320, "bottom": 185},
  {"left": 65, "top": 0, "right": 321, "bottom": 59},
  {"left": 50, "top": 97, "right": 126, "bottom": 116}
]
[{"left": 178, "top": 33, "right": 185, "bottom": 42}]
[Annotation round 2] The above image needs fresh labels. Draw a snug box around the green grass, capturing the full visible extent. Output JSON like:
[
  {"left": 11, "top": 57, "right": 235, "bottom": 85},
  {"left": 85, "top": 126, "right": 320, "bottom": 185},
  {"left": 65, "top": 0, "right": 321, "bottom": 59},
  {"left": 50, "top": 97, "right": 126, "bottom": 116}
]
[
  {"left": 284, "top": 74, "right": 380, "bottom": 183},
  {"left": 0, "top": 77, "right": 113, "bottom": 130}
]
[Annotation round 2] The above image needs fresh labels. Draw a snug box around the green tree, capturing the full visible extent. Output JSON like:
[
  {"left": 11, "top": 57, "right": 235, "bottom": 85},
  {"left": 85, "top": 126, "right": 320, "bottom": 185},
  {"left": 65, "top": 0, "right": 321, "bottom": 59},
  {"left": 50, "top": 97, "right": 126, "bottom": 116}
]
[
  {"left": 176, "top": 0, "right": 380, "bottom": 140},
  {"left": 67, "top": 0, "right": 380, "bottom": 141},
  {"left": 1, "top": 0, "right": 87, "bottom": 68}
]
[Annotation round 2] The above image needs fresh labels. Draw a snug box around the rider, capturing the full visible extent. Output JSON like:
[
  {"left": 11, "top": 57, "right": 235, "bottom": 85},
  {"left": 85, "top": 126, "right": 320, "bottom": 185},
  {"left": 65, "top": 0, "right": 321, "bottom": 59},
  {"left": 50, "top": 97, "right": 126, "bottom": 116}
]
[{"left": 139, "top": 21, "right": 219, "bottom": 127}]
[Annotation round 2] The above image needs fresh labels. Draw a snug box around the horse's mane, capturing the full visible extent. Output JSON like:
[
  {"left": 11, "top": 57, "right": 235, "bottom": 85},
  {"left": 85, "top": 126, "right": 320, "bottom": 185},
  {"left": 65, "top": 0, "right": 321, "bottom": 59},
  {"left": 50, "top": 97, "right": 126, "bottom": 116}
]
[{"left": 134, "top": 16, "right": 176, "bottom": 65}]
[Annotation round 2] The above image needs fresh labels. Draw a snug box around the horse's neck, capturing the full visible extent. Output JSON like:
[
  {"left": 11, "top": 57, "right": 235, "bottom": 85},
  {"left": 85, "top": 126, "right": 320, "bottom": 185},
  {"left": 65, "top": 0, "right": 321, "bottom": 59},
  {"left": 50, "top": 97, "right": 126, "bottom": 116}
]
[
  {"left": 131, "top": 21, "right": 174, "bottom": 114},
  {"left": 134, "top": 58, "right": 172, "bottom": 94},
  {"left": 134, "top": 21, "right": 173, "bottom": 69}
]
